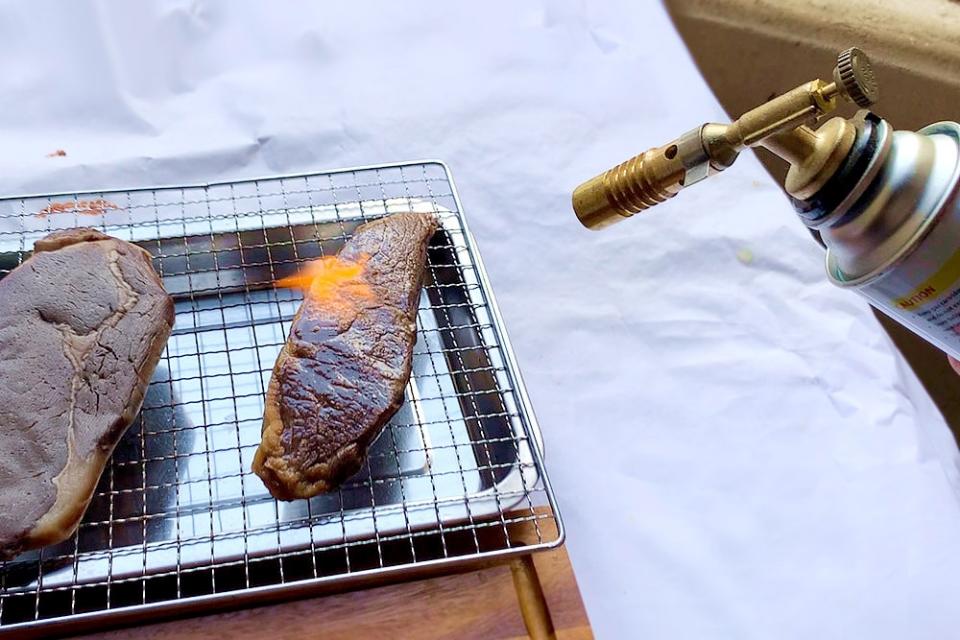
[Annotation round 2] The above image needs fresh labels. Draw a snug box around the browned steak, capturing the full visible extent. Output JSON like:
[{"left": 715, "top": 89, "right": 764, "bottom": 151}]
[
  {"left": 0, "top": 229, "right": 174, "bottom": 559},
  {"left": 253, "top": 212, "right": 437, "bottom": 500}
]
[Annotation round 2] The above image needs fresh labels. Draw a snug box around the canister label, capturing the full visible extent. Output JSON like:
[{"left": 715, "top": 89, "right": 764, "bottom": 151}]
[
  {"left": 893, "top": 248, "right": 960, "bottom": 326},
  {"left": 856, "top": 198, "right": 960, "bottom": 357}
]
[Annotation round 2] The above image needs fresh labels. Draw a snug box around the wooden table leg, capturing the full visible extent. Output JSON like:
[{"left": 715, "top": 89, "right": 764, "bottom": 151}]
[{"left": 511, "top": 554, "right": 557, "bottom": 640}]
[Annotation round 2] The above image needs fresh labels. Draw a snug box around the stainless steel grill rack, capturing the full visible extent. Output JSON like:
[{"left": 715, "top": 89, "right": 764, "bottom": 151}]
[{"left": 0, "top": 161, "right": 561, "bottom": 638}]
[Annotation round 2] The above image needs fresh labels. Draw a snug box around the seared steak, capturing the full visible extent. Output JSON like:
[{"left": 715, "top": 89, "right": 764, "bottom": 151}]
[
  {"left": 0, "top": 229, "right": 174, "bottom": 559},
  {"left": 253, "top": 212, "right": 437, "bottom": 499}
]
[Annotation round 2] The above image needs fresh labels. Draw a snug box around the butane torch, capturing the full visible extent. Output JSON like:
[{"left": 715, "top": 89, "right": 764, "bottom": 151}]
[{"left": 573, "top": 48, "right": 960, "bottom": 360}]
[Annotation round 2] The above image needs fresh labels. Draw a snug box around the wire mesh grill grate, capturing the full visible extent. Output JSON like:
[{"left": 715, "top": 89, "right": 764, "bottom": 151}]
[{"left": 0, "top": 161, "right": 560, "bottom": 636}]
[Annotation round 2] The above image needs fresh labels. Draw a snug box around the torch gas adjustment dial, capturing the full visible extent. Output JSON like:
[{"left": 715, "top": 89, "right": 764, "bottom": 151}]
[{"left": 834, "top": 47, "right": 879, "bottom": 107}]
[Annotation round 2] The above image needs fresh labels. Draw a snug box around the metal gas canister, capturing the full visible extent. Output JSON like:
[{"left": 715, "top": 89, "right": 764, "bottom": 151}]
[
  {"left": 572, "top": 48, "right": 960, "bottom": 359},
  {"left": 815, "top": 118, "right": 960, "bottom": 357}
]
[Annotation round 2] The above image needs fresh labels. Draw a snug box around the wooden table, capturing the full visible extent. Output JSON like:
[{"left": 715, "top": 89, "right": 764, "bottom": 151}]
[{"left": 70, "top": 510, "right": 592, "bottom": 640}]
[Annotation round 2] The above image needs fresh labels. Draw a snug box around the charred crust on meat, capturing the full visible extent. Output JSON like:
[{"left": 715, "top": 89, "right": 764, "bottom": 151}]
[{"left": 253, "top": 213, "right": 438, "bottom": 500}]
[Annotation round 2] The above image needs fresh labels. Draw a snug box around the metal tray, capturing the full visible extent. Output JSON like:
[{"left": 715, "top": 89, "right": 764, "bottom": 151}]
[{"left": 0, "top": 161, "right": 562, "bottom": 638}]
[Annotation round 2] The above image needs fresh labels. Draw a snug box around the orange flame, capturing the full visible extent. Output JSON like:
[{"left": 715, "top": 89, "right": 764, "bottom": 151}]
[{"left": 276, "top": 254, "right": 375, "bottom": 314}]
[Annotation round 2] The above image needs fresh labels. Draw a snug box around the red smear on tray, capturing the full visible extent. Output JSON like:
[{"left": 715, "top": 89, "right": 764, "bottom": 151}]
[{"left": 36, "top": 199, "right": 121, "bottom": 218}]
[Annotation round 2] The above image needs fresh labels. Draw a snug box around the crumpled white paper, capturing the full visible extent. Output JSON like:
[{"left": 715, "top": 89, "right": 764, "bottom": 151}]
[{"left": 2, "top": 1, "right": 960, "bottom": 637}]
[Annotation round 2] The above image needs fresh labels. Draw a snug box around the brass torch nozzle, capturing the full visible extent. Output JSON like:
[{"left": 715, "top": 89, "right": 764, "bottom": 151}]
[
  {"left": 573, "top": 47, "right": 879, "bottom": 230},
  {"left": 572, "top": 141, "right": 685, "bottom": 230}
]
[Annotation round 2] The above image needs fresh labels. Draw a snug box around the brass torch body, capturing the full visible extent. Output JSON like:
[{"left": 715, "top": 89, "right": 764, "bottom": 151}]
[{"left": 572, "top": 48, "right": 879, "bottom": 230}]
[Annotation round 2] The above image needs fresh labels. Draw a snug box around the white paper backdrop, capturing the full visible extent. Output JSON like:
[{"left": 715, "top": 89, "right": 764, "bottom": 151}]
[{"left": 2, "top": 1, "right": 960, "bottom": 637}]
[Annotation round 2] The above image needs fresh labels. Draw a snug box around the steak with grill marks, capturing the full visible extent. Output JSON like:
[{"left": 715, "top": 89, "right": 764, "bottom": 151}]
[
  {"left": 253, "top": 212, "right": 437, "bottom": 500},
  {"left": 0, "top": 228, "right": 174, "bottom": 560}
]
